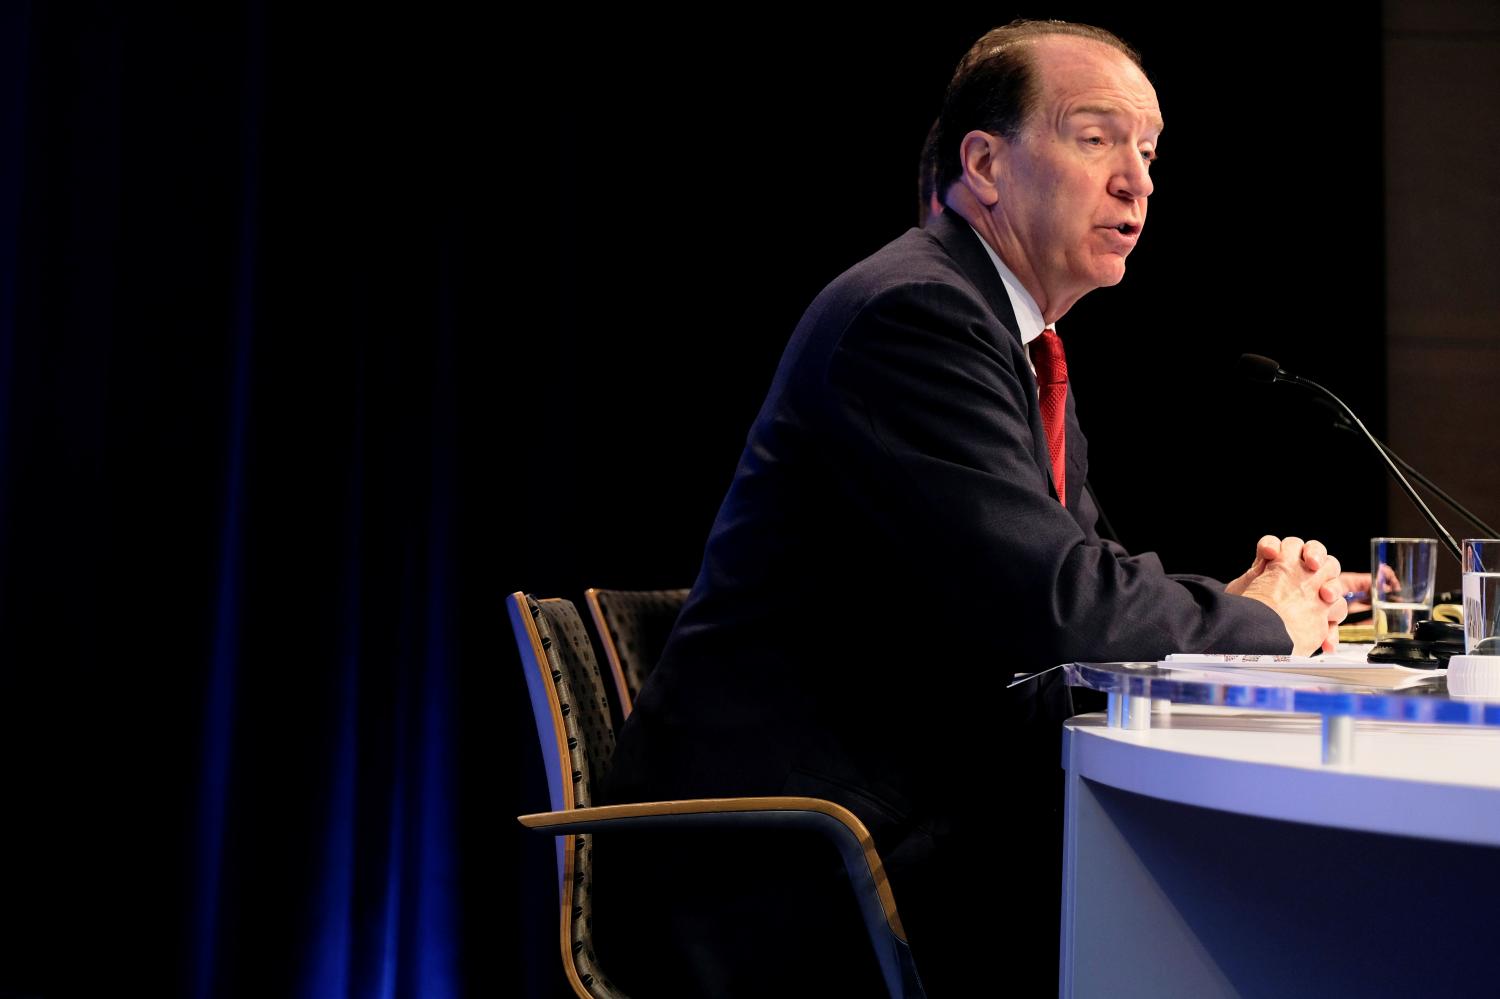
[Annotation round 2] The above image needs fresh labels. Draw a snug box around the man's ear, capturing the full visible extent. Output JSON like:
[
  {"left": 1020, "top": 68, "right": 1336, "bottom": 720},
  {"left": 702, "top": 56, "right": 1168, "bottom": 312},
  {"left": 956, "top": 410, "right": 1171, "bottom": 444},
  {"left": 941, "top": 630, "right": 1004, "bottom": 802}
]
[{"left": 957, "top": 129, "right": 1005, "bottom": 207}]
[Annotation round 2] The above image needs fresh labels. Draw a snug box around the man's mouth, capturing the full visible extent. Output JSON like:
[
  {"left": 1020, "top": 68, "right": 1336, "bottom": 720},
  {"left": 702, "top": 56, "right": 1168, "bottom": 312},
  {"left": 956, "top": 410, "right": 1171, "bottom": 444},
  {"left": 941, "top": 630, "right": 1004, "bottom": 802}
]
[{"left": 1111, "top": 222, "right": 1140, "bottom": 236}]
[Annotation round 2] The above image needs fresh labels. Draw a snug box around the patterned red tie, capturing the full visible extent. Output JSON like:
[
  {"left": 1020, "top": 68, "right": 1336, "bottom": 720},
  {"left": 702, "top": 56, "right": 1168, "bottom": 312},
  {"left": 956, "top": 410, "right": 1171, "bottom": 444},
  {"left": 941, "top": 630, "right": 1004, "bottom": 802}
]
[{"left": 1032, "top": 328, "right": 1067, "bottom": 506}]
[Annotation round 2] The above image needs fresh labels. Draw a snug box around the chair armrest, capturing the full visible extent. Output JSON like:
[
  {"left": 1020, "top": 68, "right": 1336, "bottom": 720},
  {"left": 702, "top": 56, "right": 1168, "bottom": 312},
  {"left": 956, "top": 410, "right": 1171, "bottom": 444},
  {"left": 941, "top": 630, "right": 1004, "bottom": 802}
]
[{"left": 520, "top": 796, "right": 924, "bottom": 999}]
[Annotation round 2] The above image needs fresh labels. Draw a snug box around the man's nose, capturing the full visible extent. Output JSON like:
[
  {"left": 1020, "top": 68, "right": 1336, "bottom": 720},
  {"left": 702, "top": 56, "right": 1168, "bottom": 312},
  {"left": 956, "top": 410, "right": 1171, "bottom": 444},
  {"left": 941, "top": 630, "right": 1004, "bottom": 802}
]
[{"left": 1110, "top": 151, "right": 1153, "bottom": 201}]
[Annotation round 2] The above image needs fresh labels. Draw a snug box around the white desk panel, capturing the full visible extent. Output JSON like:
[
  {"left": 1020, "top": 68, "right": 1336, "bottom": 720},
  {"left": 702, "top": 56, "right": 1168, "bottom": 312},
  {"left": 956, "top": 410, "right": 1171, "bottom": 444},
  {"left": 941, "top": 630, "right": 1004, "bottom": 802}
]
[{"left": 1060, "top": 707, "right": 1500, "bottom": 999}]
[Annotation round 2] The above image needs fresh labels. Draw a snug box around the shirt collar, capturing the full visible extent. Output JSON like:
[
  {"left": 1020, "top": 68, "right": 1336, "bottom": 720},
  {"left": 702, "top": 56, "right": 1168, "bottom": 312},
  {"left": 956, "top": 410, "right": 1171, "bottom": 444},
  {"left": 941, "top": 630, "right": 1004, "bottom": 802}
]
[{"left": 968, "top": 224, "right": 1052, "bottom": 345}]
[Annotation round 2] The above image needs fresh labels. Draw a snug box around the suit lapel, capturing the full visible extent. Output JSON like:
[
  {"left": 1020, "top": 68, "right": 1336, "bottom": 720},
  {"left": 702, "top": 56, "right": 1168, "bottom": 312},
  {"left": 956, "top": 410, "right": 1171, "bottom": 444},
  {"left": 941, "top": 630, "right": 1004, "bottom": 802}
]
[
  {"left": 926, "top": 212, "right": 1060, "bottom": 504},
  {"left": 925, "top": 212, "right": 1022, "bottom": 342}
]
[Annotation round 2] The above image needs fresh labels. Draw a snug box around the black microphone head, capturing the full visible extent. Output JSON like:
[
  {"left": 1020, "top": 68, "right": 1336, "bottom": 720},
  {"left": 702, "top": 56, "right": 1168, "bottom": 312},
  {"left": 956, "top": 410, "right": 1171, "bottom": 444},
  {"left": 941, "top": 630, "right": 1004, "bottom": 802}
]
[{"left": 1236, "top": 353, "right": 1284, "bottom": 384}]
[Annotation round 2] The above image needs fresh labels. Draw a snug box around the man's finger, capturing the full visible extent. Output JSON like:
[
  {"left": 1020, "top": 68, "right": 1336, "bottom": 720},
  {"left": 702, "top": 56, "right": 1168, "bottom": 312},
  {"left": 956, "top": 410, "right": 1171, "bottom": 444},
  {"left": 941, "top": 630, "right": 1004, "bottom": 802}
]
[
  {"left": 1326, "top": 595, "right": 1349, "bottom": 625},
  {"left": 1279, "top": 536, "right": 1305, "bottom": 564},
  {"left": 1305, "top": 554, "right": 1342, "bottom": 591},
  {"left": 1316, "top": 554, "right": 1342, "bottom": 583},
  {"left": 1256, "top": 535, "right": 1282, "bottom": 561},
  {"left": 1302, "top": 539, "right": 1328, "bottom": 570}
]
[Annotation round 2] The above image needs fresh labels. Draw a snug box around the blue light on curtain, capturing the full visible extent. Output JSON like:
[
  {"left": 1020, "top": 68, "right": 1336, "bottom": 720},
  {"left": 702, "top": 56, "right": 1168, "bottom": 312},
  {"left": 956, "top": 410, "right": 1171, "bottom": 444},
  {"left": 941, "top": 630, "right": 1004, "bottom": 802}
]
[
  {"left": 301, "top": 351, "right": 366, "bottom": 999},
  {"left": 191, "top": 5, "right": 264, "bottom": 995}
]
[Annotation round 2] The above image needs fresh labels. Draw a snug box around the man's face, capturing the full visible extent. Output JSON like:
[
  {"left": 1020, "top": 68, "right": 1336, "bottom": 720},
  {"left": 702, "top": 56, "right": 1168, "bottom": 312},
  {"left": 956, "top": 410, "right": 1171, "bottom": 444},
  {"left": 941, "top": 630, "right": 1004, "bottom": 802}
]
[{"left": 991, "top": 36, "right": 1162, "bottom": 318}]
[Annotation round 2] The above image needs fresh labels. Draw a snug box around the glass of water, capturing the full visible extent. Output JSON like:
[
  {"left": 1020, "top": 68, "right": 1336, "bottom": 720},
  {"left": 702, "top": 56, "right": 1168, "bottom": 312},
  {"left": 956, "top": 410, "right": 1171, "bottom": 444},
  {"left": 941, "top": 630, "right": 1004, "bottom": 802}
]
[
  {"left": 1463, "top": 539, "right": 1500, "bottom": 657},
  {"left": 1371, "top": 537, "right": 1439, "bottom": 639}
]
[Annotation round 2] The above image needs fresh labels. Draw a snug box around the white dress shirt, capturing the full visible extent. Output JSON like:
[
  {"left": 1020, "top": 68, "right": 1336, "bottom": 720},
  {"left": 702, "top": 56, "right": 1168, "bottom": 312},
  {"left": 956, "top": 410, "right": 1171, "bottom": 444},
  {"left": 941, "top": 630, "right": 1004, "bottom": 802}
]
[{"left": 969, "top": 224, "right": 1054, "bottom": 375}]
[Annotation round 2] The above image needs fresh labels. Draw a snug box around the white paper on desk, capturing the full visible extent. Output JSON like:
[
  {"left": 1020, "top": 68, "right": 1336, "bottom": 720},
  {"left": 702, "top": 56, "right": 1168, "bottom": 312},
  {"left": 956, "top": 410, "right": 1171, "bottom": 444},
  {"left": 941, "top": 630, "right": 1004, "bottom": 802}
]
[
  {"left": 1161, "top": 648, "right": 1442, "bottom": 690},
  {"left": 1165, "top": 647, "right": 1377, "bottom": 668}
]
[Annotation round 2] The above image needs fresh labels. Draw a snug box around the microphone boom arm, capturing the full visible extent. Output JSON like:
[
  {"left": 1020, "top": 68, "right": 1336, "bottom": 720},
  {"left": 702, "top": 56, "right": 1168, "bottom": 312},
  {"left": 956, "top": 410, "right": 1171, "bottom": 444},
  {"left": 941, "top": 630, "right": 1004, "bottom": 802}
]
[
  {"left": 1285, "top": 372, "right": 1463, "bottom": 563},
  {"left": 1333, "top": 424, "right": 1500, "bottom": 539}
]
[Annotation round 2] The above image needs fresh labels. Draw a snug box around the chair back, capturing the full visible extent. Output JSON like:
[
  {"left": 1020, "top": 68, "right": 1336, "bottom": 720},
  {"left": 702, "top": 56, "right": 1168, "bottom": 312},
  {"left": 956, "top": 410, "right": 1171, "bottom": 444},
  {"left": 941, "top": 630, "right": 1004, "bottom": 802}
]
[
  {"left": 509, "top": 591, "right": 623, "bottom": 999},
  {"left": 583, "top": 587, "right": 689, "bottom": 718}
]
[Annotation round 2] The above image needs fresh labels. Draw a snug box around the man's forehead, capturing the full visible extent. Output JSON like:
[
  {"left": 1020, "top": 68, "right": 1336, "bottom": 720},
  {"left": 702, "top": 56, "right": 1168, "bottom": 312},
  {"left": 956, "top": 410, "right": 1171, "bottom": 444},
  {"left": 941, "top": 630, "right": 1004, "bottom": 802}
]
[{"left": 1029, "top": 35, "right": 1162, "bottom": 129}]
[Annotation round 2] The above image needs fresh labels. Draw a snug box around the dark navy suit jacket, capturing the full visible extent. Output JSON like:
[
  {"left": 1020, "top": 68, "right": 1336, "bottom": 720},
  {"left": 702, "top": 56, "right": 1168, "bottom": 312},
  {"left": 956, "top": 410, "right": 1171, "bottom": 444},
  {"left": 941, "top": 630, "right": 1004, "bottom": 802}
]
[{"left": 602, "top": 210, "right": 1291, "bottom": 994}]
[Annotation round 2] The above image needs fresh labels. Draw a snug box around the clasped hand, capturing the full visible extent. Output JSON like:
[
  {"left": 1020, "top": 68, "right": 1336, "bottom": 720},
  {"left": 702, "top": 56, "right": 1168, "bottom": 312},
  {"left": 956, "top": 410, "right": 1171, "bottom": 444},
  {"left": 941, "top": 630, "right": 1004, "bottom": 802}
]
[{"left": 1226, "top": 535, "right": 1371, "bottom": 656}]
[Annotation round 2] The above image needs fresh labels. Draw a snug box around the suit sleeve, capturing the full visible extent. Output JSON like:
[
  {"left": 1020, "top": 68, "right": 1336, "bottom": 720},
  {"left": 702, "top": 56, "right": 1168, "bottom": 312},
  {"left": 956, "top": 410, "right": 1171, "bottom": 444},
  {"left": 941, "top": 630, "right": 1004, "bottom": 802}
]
[{"left": 813, "top": 280, "right": 1291, "bottom": 666}]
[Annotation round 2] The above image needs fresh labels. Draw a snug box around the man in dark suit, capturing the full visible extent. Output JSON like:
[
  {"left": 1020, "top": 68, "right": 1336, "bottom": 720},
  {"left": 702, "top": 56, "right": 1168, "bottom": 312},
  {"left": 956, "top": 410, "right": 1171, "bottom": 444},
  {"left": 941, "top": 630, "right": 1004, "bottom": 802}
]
[{"left": 601, "top": 20, "right": 1361, "bottom": 996}]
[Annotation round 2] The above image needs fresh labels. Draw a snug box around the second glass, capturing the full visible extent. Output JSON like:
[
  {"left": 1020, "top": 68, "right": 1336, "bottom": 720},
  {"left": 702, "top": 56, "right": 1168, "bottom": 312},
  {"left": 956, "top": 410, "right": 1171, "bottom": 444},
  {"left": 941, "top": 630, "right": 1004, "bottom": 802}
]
[{"left": 1371, "top": 537, "right": 1439, "bottom": 640}]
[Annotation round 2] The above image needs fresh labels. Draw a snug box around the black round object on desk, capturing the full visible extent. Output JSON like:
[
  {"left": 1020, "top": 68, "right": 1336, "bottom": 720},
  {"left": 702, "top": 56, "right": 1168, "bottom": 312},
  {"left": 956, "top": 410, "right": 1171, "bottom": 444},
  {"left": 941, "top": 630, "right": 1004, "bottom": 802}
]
[{"left": 1368, "top": 620, "right": 1465, "bottom": 669}]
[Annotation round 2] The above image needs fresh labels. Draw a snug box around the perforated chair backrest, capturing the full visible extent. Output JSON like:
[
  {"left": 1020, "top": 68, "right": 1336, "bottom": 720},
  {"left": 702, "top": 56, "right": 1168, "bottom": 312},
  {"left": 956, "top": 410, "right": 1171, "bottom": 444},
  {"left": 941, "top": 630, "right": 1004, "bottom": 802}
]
[
  {"left": 584, "top": 587, "right": 689, "bottom": 718},
  {"left": 508, "top": 592, "right": 623, "bottom": 999}
]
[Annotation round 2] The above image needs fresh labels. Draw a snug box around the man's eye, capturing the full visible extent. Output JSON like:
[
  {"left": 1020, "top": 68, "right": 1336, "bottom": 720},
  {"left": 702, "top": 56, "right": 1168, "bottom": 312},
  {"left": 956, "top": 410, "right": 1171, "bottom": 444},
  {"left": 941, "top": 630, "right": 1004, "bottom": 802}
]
[
  {"left": 1141, "top": 149, "right": 1157, "bottom": 163},
  {"left": 1085, "top": 136, "right": 1105, "bottom": 146}
]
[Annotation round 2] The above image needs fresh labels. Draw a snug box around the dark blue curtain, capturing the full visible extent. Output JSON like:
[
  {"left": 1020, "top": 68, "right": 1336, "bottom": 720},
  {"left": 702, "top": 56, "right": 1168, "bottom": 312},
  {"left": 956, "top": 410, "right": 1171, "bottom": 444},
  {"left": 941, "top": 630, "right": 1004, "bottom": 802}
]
[{"left": 0, "top": 6, "right": 526, "bottom": 996}]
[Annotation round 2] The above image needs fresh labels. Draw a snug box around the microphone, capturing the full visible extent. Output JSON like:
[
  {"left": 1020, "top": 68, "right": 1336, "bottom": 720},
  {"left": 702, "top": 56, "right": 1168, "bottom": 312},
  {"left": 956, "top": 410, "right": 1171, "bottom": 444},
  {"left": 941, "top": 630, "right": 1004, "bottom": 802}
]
[
  {"left": 1236, "top": 353, "right": 1463, "bottom": 563},
  {"left": 1236, "top": 353, "right": 1283, "bottom": 385}
]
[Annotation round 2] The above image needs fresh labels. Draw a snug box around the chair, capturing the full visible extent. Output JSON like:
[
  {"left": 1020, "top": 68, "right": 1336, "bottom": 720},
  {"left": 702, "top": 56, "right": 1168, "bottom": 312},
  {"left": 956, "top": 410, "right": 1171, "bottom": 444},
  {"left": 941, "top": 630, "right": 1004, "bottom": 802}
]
[
  {"left": 582, "top": 586, "right": 689, "bottom": 719},
  {"left": 509, "top": 591, "right": 925, "bottom": 999}
]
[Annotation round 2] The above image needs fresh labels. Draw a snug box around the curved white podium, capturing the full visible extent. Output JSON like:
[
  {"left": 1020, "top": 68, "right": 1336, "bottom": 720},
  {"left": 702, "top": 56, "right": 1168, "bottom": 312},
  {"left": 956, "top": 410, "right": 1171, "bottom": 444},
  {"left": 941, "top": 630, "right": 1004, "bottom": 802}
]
[{"left": 1060, "top": 707, "right": 1500, "bottom": 998}]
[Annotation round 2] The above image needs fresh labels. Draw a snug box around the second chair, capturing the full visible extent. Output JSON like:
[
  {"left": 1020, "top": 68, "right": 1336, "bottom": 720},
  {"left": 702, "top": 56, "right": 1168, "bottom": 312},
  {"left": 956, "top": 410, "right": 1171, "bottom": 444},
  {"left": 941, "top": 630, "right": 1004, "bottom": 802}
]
[{"left": 583, "top": 586, "right": 689, "bottom": 719}]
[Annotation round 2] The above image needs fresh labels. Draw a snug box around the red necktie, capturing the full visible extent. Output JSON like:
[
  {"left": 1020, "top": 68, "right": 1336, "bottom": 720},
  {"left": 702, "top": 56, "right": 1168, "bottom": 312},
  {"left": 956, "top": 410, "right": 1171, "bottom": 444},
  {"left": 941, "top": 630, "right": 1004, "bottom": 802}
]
[{"left": 1032, "top": 329, "right": 1067, "bottom": 506}]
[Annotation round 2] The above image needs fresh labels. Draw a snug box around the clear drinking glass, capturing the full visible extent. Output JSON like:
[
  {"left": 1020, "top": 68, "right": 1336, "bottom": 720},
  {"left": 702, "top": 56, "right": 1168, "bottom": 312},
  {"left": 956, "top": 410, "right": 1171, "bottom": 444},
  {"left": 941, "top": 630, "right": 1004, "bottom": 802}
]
[
  {"left": 1371, "top": 537, "right": 1439, "bottom": 640},
  {"left": 1463, "top": 539, "right": 1500, "bottom": 657}
]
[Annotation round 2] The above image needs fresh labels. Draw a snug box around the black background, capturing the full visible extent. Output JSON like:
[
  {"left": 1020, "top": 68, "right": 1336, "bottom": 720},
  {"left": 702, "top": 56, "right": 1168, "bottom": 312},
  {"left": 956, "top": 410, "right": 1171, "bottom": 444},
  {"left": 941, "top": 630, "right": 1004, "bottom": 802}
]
[{"left": 0, "top": 7, "right": 1383, "bottom": 996}]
